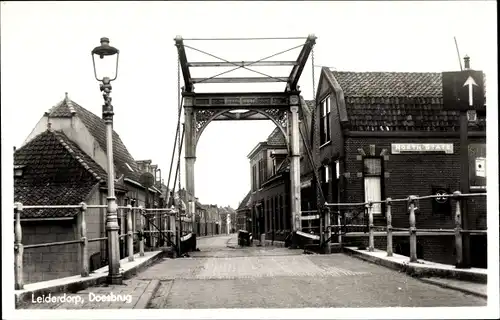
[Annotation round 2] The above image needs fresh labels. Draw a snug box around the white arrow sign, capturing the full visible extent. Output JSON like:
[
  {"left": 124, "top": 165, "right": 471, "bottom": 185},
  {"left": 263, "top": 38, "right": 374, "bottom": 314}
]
[{"left": 463, "top": 75, "right": 478, "bottom": 107}]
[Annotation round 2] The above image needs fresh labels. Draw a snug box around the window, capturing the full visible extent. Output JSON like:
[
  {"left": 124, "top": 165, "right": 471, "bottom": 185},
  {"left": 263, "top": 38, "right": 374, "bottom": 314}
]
[
  {"left": 258, "top": 158, "right": 266, "bottom": 188},
  {"left": 275, "top": 196, "right": 279, "bottom": 231},
  {"left": 272, "top": 154, "right": 286, "bottom": 176},
  {"left": 335, "top": 160, "right": 340, "bottom": 180},
  {"left": 363, "top": 158, "right": 382, "bottom": 215},
  {"left": 323, "top": 165, "right": 330, "bottom": 183},
  {"left": 320, "top": 165, "right": 330, "bottom": 200},
  {"left": 252, "top": 164, "right": 257, "bottom": 191},
  {"left": 319, "top": 97, "right": 331, "bottom": 145}
]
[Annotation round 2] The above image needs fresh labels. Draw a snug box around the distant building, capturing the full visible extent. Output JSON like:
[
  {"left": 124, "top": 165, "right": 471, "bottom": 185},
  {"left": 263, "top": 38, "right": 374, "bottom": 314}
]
[
  {"left": 203, "top": 204, "right": 221, "bottom": 235},
  {"left": 15, "top": 94, "right": 164, "bottom": 283},
  {"left": 236, "top": 192, "right": 252, "bottom": 231}
]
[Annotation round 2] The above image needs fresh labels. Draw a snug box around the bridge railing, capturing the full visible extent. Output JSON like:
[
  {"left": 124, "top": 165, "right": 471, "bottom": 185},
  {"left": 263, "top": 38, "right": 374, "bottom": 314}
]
[
  {"left": 324, "top": 191, "right": 487, "bottom": 265},
  {"left": 13, "top": 202, "right": 179, "bottom": 290}
]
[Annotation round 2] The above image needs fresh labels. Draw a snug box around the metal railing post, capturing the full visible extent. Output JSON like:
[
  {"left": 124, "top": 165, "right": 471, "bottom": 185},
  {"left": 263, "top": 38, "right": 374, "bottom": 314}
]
[
  {"left": 337, "top": 211, "right": 342, "bottom": 246},
  {"left": 386, "top": 198, "right": 393, "bottom": 257},
  {"left": 453, "top": 191, "right": 463, "bottom": 267},
  {"left": 408, "top": 195, "right": 418, "bottom": 262},
  {"left": 170, "top": 211, "right": 177, "bottom": 249},
  {"left": 368, "top": 202, "right": 374, "bottom": 252},
  {"left": 139, "top": 206, "right": 145, "bottom": 256},
  {"left": 127, "top": 205, "right": 134, "bottom": 261},
  {"left": 120, "top": 207, "right": 125, "bottom": 258},
  {"left": 14, "top": 202, "right": 24, "bottom": 290},
  {"left": 80, "top": 202, "right": 89, "bottom": 277}
]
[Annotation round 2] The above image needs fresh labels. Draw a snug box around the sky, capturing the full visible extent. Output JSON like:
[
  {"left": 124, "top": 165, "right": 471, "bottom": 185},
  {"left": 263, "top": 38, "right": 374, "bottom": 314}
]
[{"left": 1, "top": 1, "right": 497, "bottom": 209}]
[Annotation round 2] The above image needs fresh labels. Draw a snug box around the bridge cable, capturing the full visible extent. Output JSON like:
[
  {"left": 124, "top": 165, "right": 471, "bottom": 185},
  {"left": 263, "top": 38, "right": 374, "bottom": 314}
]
[
  {"left": 311, "top": 46, "right": 316, "bottom": 100},
  {"left": 183, "top": 43, "right": 304, "bottom": 84},
  {"left": 166, "top": 56, "right": 184, "bottom": 204}
]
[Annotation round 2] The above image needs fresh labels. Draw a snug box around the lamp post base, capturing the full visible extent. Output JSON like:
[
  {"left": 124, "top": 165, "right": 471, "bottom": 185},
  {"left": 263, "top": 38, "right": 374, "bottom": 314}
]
[{"left": 107, "top": 273, "right": 123, "bottom": 285}]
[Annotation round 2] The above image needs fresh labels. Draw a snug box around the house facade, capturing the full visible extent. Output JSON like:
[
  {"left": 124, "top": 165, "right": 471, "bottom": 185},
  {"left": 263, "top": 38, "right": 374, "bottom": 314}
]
[
  {"left": 15, "top": 94, "right": 164, "bottom": 283},
  {"left": 312, "top": 68, "right": 487, "bottom": 266},
  {"left": 242, "top": 98, "right": 316, "bottom": 243}
]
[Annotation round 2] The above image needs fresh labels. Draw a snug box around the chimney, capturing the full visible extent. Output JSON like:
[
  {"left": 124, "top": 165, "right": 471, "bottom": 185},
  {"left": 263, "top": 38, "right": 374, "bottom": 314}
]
[{"left": 464, "top": 55, "right": 471, "bottom": 70}]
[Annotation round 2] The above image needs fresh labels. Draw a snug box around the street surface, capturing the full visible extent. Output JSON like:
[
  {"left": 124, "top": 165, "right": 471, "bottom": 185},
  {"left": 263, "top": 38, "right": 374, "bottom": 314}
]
[
  {"left": 18, "top": 235, "right": 486, "bottom": 309},
  {"left": 144, "top": 235, "right": 486, "bottom": 308}
]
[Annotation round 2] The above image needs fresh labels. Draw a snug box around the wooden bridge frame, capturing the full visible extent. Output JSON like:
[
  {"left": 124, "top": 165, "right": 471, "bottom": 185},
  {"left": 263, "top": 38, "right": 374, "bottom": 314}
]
[{"left": 174, "top": 35, "right": 317, "bottom": 234}]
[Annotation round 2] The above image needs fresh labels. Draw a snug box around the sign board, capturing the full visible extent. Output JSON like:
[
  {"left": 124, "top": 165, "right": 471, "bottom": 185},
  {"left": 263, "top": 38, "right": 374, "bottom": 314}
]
[
  {"left": 431, "top": 186, "right": 451, "bottom": 215},
  {"left": 442, "top": 70, "right": 485, "bottom": 111},
  {"left": 139, "top": 172, "right": 155, "bottom": 188},
  {"left": 391, "top": 143, "right": 454, "bottom": 154},
  {"left": 469, "top": 143, "right": 486, "bottom": 191}
]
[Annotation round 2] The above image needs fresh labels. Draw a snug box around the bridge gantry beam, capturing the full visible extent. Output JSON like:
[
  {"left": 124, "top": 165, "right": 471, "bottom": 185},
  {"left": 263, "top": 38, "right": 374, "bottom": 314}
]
[{"left": 174, "top": 35, "right": 317, "bottom": 243}]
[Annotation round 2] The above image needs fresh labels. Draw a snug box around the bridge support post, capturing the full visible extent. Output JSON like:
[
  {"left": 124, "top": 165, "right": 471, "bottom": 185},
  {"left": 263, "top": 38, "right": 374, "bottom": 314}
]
[
  {"left": 324, "top": 208, "right": 331, "bottom": 254},
  {"left": 289, "top": 96, "right": 302, "bottom": 234},
  {"left": 184, "top": 98, "right": 197, "bottom": 245}
]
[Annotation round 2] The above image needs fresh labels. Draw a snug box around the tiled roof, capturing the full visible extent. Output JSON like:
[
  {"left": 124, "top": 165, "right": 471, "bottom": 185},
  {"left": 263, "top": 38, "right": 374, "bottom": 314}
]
[
  {"left": 330, "top": 71, "right": 486, "bottom": 132},
  {"left": 14, "top": 130, "right": 105, "bottom": 219},
  {"left": 237, "top": 191, "right": 251, "bottom": 211},
  {"left": 332, "top": 71, "right": 442, "bottom": 97},
  {"left": 47, "top": 95, "right": 141, "bottom": 181},
  {"left": 266, "top": 127, "right": 286, "bottom": 146}
]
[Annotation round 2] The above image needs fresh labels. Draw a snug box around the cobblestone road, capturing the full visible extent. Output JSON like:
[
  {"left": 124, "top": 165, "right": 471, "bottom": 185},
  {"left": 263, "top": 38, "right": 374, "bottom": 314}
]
[
  {"left": 144, "top": 235, "right": 487, "bottom": 309},
  {"left": 18, "top": 235, "right": 487, "bottom": 309}
]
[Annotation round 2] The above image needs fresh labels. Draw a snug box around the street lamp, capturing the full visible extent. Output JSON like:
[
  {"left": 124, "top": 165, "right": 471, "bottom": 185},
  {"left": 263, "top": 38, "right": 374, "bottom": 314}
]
[{"left": 91, "top": 37, "right": 122, "bottom": 285}]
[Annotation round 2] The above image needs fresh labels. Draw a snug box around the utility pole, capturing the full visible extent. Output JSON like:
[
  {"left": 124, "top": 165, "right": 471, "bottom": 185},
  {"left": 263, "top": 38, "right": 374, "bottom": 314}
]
[
  {"left": 442, "top": 55, "right": 485, "bottom": 269},
  {"left": 459, "top": 56, "right": 473, "bottom": 268}
]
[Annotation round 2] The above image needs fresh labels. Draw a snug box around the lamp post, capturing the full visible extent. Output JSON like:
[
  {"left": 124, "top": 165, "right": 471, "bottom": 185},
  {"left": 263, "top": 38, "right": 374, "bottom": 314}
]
[{"left": 91, "top": 37, "right": 122, "bottom": 284}]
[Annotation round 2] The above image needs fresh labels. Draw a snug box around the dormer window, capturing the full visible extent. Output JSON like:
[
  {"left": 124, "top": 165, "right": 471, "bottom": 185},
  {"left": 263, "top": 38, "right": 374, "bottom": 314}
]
[{"left": 14, "top": 165, "right": 25, "bottom": 177}]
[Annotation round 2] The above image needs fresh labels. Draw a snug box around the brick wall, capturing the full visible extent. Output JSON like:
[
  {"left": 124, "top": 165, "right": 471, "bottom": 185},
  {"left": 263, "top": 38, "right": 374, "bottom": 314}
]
[
  {"left": 343, "top": 136, "right": 487, "bottom": 231},
  {"left": 83, "top": 188, "right": 105, "bottom": 267},
  {"left": 344, "top": 233, "right": 487, "bottom": 267},
  {"left": 21, "top": 220, "right": 79, "bottom": 284},
  {"left": 340, "top": 135, "right": 487, "bottom": 266}
]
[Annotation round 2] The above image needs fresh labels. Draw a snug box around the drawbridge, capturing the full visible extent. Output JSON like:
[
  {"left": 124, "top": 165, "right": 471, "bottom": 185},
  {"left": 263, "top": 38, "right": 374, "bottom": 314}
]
[{"left": 145, "top": 35, "right": 346, "bottom": 256}]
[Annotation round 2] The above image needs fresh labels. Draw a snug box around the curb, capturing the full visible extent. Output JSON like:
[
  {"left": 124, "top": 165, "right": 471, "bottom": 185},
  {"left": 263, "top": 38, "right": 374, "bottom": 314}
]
[
  {"left": 343, "top": 247, "right": 487, "bottom": 284},
  {"left": 15, "top": 251, "right": 164, "bottom": 307},
  {"left": 418, "top": 278, "right": 487, "bottom": 299},
  {"left": 135, "top": 279, "right": 161, "bottom": 309}
]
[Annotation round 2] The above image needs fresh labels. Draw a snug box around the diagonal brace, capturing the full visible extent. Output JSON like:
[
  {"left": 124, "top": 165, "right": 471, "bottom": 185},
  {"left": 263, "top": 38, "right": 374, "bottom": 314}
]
[
  {"left": 287, "top": 34, "right": 317, "bottom": 92},
  {"left": 175, "top": 36, "right": 193, "bottom": 92}
]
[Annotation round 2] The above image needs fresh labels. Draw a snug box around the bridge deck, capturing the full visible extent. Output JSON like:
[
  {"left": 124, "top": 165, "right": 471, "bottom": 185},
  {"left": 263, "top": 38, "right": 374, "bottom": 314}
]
[{"left": 18, "top": 235, "right": 486, "bottom": 309}]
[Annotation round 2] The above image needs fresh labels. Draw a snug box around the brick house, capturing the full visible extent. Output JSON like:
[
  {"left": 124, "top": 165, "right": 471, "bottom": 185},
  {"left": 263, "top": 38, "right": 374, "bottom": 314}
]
[
  {"left": 244, "top": 98, "right": 316, "bottom": 243},
  {"left": 236, "top": 191, "right": 252, "bottom": 231},
  {"left": 312, "top": 67, "right": 487, "bottom": 266},
  {"left": 15, "top": 93, "right": 163, "bottom": 283}
]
